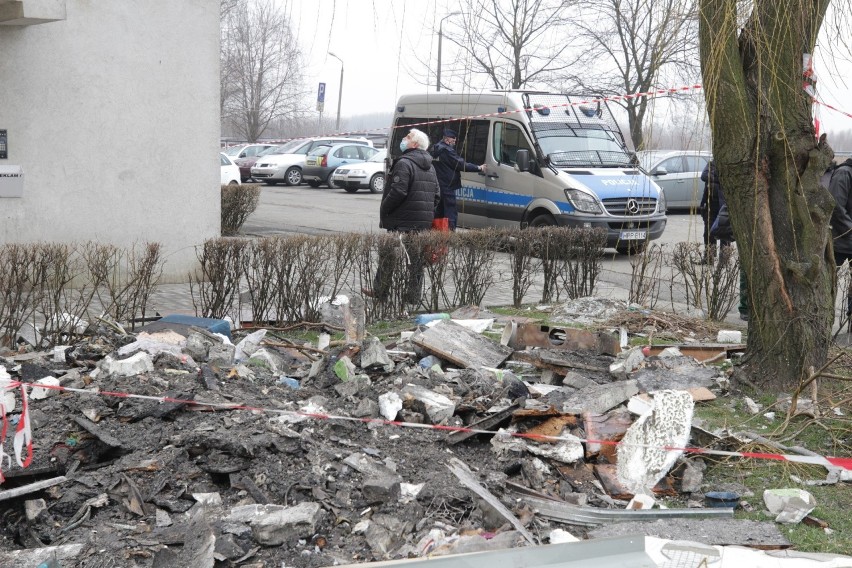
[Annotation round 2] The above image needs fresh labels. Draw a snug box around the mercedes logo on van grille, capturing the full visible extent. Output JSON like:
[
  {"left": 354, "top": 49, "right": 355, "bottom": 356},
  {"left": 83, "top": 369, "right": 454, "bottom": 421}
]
[{"left": 626, "top": 198, "right": 640, "bottom": 215}]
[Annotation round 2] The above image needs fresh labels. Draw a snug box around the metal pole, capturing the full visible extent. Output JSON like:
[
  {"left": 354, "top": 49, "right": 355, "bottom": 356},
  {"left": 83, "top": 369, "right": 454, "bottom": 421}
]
[
  {"left": 436, "top": 12, "right": 461, "bottom": 92},
  {"left": 336, "top": 64, "right": 343, "bottom": 131},
  {"left": 329, "top": 52, "right": 343, "bottom": 132},
  {"left": 437, "top": 25, "right": 443, "bottom": 92}
]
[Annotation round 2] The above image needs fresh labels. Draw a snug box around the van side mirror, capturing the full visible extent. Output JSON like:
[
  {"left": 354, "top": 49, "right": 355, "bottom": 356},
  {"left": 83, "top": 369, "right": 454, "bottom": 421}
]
[
  {"left": 515, "top": 149, "right": 530, "bottom": 172},
  {"left": 651, "top": 167, "right": 667, "bottom": 176}
]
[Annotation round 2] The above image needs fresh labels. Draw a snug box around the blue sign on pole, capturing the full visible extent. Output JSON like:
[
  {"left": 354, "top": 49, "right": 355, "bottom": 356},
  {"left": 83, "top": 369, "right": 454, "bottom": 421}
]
[{"left": 317, "top": 82, "right": 326, "bottom": 112}]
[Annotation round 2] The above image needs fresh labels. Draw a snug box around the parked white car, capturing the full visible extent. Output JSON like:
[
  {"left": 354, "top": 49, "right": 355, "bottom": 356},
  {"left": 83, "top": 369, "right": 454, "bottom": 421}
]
[
  {"left": 332, "top": 149, "right": 387, "bottom": 193},
  {"left": 250, "top": 136, "right": 373, "bottom": 186},
  {"left": 220, "top": 153, "right": 240, "bottom": 185}
]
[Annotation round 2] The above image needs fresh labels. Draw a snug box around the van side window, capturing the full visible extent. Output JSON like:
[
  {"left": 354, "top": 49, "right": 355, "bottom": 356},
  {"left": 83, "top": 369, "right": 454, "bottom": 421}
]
[
  {"left": 458, "top": 120, "right": 489, "bottom": 164},
  {"left": 493, "top": 122, "right": 533, "bottom": 166}
]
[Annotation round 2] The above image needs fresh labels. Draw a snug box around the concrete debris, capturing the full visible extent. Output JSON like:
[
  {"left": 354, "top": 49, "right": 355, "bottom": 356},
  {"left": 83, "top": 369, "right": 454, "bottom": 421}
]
[
  {"left": 560, "top": 380, "right": 639, "bottom": 414},
  {"left": 400, "top": 384, "right": 455, "bottom": 424},
  {"left": 763, "top": 488, "right": 817, "bottom": 524},
  {"left": 716, "top": 329, "right": 743, "bottom": 343},
  {"left": 360, "top": 336, "right": 394, "bottom": 372},
  {"left": 28, "top": 376, "right": 60, "bottom": 400},
  {"left": 378, "top": 391, "right": 403, "bottom": 420},
  {"left": 617, "top": 390, "right": 694, "bottom": 495},
  {"left": 744, "top": 397, "right": 761, "bottom": 414},
  {"left": 100, "top": 351, "right": 154, "bottom": 377},
  {"left": 225, "top": 502, "right": 325, "bottom": 546},
  {"left": 234, "top": 329, "right": 267, "bottom": 362}
]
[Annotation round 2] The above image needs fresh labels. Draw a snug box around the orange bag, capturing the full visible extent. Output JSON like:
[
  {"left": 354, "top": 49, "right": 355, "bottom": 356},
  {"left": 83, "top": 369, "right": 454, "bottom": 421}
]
[
  {"left": 432, "top": 217, "right": 450, "bottom": 232},
  {"left": 426, "top": 217, "right": 450, "bottom": 264}
]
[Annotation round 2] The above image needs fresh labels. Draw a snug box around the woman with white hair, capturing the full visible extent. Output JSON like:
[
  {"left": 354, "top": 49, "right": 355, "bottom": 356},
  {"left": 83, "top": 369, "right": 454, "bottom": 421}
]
[{"left": 363, "top": 128, "right": 440, "bottom": 302}]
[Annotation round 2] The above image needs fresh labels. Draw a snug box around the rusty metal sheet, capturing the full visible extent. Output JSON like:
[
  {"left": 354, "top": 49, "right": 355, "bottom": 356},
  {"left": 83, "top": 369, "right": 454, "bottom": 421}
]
[{"left": 507, "top": 323, "right": 620, "bottom": 355}]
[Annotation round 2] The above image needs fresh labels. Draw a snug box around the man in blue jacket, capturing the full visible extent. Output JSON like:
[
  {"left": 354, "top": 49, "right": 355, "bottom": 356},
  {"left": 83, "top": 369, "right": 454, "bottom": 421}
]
[{"left": 431, "top": 128, "right": 485, "bottom": 230}]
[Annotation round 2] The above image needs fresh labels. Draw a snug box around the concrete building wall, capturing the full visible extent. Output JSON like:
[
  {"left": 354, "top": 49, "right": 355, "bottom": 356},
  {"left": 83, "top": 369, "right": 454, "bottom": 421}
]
[{"left": 0, "top": 0, "right": 220, "bottom": 281}]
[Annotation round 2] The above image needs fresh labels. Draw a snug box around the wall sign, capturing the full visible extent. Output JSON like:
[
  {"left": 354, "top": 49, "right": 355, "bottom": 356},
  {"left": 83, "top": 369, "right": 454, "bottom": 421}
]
[{"left": 0, "top": 130, "right": 7, "bottom": 159}]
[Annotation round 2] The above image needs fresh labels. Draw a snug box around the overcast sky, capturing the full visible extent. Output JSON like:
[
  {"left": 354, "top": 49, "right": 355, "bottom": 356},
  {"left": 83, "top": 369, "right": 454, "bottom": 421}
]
[{"left": 283, "top": 0, "right": 852, "bottom": 138}]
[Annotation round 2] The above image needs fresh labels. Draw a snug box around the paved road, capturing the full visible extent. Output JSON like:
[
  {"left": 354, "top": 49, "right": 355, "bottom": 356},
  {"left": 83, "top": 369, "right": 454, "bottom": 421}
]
[
  {"left": 242, "top": 182, "right": 706, "bottom": 242},
  {"left": 241, "top": 182, "right": 732, "bottom": 319}
]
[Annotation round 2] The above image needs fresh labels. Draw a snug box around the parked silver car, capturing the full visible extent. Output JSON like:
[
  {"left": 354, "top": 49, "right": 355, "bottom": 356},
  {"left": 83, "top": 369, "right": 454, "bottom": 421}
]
[
  {"left": 637, "top": 150, "right": 712, "bottom": 210},
  {"left": 251, "top": 137, "right": 373, "bottom": 186},
  {"left": 332, "top": 150, "right": 387, "bottom": 193}
]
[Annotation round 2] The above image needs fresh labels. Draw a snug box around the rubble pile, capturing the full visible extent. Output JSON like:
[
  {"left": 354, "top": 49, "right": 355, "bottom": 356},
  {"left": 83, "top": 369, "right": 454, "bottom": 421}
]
[{"left": 0, "top": 300, "right": 816, "bottom": 567}]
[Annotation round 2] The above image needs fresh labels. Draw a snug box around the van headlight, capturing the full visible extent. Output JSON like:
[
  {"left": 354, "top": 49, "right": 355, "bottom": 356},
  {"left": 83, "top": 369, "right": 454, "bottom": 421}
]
[
  {"left": 564, "top": 189, "right": 603, "bottom": 214},
  {"left": 657, "top": 189, "right": 667, "bottom": 213}
]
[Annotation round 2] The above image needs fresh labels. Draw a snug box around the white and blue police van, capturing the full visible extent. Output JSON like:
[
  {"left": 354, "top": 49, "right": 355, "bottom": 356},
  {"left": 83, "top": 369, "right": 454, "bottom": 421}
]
[{"left": 389, "top": 91, "right": 667, "bottom": 253}]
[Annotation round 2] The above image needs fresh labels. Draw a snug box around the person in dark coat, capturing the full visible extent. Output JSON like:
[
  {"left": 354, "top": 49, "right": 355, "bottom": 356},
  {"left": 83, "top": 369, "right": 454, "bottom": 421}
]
[
  {"left": 700, "top": 160, "right": 730, "bottom": 258},
  {"left": 710, "top": 179, "right": 750, "bottom": 321},
  {"left": 828, "top": 158, "right": 852, "bottom": 265},
  {"left": 430, "top": 128, "right": 485, "bottom": 230},
  {"left": 364, "top": 128, "right": 440, "bottom": 303},
  {"left": 828, "top": 157, "right": 852, "bottom": 318}
]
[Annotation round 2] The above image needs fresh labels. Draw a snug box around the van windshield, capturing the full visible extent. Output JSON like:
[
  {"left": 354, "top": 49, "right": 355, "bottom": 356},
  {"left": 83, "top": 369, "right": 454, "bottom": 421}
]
[{"left": 533, "top": 126, "right": 631, "bottom": 167}]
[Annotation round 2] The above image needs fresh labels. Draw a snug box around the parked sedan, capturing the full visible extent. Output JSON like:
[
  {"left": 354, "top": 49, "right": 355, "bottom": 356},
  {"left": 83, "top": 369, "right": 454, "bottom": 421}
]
[
  {"left": 220, "top": 153, "right": 240, "bottom": 185},
  {"left": 303, "top": 144, "right": 379, "bottom": 188},
  {"left": 224, "top": 143, "right": 276, "bottom": 182},
  {"left": 332, "top": 150, "right": 387, "bottom": 193},
  {"left": 637, "top": 150, "right": 712, "bottom": 210},
  {"left": 251, "top": 137, "right": 373, "bottom": 186}
]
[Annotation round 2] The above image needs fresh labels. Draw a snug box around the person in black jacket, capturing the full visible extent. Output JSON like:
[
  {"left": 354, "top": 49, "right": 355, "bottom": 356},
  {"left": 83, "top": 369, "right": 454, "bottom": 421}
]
[
  {"left": 700, "top": 160, "right": 730, "bottom": 261},
  {"left": 829, "top": 158, "right": 852, "bottom": 265},
  {"left": 431, "top": 128, "right": 485, "bottom": 230},
  {"left": 364, "top": 128, "right": 440, "bottom": 303},
  {"left": 709, "top": 173, "right": 750, "bottom": 321},
  {"left": 828, "top": 158, "right": 852, "bottom": 318}
]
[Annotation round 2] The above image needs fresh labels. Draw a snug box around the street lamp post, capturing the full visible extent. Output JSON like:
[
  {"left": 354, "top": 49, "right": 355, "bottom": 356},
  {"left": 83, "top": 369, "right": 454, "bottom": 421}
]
[
  {"left": 328, "top": 52, "right": 344, "bottom": 131},
  {"left": 437, "top": 12, "right": 461, "bottom": 92}
]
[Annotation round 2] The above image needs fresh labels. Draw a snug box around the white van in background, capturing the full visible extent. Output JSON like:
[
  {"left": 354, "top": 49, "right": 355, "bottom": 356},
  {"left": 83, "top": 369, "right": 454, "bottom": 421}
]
[{"left": 390, "top": 91, "right": 667, "bottom": 253}]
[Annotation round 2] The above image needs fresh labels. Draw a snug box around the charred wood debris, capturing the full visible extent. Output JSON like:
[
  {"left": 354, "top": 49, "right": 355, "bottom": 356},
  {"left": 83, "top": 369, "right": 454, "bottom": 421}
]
[{"left": 0, "top": 297, "right": 819, "bottom": 567}]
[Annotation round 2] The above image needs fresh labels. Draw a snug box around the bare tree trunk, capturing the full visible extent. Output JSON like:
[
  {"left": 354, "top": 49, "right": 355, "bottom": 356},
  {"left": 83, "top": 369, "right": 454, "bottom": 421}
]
[{"left": 699, "top": 0, "right": 836, "bottom": 388}]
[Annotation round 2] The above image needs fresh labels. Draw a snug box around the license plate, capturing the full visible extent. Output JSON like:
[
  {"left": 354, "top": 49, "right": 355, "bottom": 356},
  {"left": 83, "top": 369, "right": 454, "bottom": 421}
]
[
  {"left": 620, "top": 230, "right": 646, "bottom": 240},
  {"left": 307, "top": 158, "right": 318, "bottom": 166}
]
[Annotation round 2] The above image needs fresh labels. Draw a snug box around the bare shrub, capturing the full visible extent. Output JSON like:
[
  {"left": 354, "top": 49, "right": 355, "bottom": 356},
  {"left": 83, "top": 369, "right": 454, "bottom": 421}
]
[
  {"left": 448, "top": 229, "right": 499, "bottom": 307},
  {"left": 83, "top": 241, "right": 163, "bottom": 329},
  {"left": 670, "top": 242, "right": 740, "bottom": 320},
  {"left": 36, "top": 243, "right": 95, "bottom": 346},
  {"left": 189, "top": 238, "right": 249, "bottom": 319},
  {"left": 494, "top": 228, "right": 541, "bottom": 308},
  {"left": 221, "top": 184, "right": 261, "bottom": 236},
  {"left": 536, "top": 227, "right": 561, "bottom": 303},
  {"left": 0, "top": 244, "right": 43, "bottom": 347},
  {"left": 418, "top": 230, "right": 453, "bottom": 312},
  {"left": 629, "top": 243, "right": 665, "bottom": 308},
  {"left": 297, "top": 235, "right": 358, "bottom": 322},
  {"left": 355, "top": 233, "right": 413, "bottom": 322},
  {"left": 555, "top": 228, "right": 606, "bottom": 300},
  {"left": 243, "top": 237, "right": 279, "bottom": 324}
]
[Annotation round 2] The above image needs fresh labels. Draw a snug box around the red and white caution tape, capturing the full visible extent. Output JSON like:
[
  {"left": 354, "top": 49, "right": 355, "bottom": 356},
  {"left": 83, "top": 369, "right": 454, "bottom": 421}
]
[{"left": 0, "top": 379, "right": 849, "bottom": 482}]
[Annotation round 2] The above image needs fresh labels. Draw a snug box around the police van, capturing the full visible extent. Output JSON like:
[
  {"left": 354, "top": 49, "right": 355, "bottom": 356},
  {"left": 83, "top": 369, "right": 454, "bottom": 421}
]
[{"left": 389, "top": 91, "right": 667, "bottom": 253}]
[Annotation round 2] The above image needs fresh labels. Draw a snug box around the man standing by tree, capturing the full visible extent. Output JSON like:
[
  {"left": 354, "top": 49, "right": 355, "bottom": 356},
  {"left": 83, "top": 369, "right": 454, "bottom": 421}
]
[
  {"left": 828, "top": 157, "right": 852, "bottom": 319},
  {"left": 431, "top": 128, "right": 485, "bottom": 230}
]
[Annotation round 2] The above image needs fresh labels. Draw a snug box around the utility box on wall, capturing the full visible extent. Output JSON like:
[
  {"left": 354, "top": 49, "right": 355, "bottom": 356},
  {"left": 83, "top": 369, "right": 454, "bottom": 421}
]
[{"left": 0, "top": 165, "right": 23, "bottom": 197}]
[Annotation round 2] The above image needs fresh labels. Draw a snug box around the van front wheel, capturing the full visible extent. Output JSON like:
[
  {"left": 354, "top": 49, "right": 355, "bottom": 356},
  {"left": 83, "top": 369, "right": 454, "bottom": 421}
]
[{"left": 528, "top": 212, "right": 556, "bottom": 228}]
